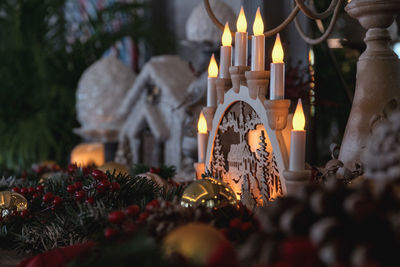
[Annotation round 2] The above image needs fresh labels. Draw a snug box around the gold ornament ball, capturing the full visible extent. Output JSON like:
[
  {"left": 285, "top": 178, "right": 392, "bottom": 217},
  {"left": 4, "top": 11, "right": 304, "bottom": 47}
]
[
  {"left": 180, "top": 178, "right": 237, "bottom": 208},
  {"left": 162, "top": 223, "right": 228, "bottom": 265},
  {"left": 98, "top": 162, "right": 129, "bottom": 176},
  {"left": 0, "top": 191, "right": 28, "bottom": 216}
]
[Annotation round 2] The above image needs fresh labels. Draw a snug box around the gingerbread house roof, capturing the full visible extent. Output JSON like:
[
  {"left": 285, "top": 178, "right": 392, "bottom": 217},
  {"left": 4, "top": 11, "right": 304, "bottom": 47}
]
[{"left": 118, "top": 55, "right": 196, "bottom": 118}]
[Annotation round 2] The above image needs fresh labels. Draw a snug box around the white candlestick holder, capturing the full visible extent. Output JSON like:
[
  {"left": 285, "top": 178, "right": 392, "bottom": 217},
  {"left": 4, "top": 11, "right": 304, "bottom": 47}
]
[
  {"left": 216, "top": 78, "right": 232, "bottom": 104},
  {"left": 244, "top": 70, "right": 269, "bottom": 100},
  {"left": 229, "top": 66, "right": 250, "bottom": 93},
  {"left": 202, "top": 106, "right": 217, "bottom": 132},
  {"left": 264, "top": 99, "right": 290, "bottom": 131},
  {"left": 283, "top": 169, "right": 311, "bottom": 196}
]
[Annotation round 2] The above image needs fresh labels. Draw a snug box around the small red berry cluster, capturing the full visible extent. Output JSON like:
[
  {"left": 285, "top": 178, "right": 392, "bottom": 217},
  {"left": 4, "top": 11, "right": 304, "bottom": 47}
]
[
  {"left": 12, "top": 185, "right": 63, "bottom": 214},
  {"left": 219, "top": 217, "right": 258, "bottom": 241},
  {"left": 104, "top": 199, "right": 161, "bottom": 240},
  {"left": 65, "top": 165, "right": 121, "bottom": 204}
]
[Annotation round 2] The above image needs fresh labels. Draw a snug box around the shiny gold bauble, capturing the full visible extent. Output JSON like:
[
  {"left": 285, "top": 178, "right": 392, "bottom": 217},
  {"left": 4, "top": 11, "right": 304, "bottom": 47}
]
[
  {"left": 0, "top": 191, "right": 28, "bottom": 217},
  {"left": 162, "top": 223, "right": 228, "bottom": 265},
  {"left": 180, "top": 178, "right": 237, "bottom": 208},
  {"left": 98, "top": 162, "right": 129, "bottom": 176}
]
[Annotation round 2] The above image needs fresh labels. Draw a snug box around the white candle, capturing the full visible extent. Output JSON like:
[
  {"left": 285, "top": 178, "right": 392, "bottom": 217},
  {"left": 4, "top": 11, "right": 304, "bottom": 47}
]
[
  {"left": 207, "top": 54, "right": 218, "bottom": 106},
  {"left": 251, "top": 7, "right": 265, "bottom": 71},
  {"left": 220, "top": 22, "right": 232, "bottom": 79},
  {"left": 234, "top": 6, "right": 248, "bottom": 66},
  {"left": 289, "top": 99, "right": 306, "bottom": 171},
  {"left": 270, "top": 33, "right": 285, "bottom": 99},
  {"left": 197, "top": 112, "right": 209, "bottom": 163}
]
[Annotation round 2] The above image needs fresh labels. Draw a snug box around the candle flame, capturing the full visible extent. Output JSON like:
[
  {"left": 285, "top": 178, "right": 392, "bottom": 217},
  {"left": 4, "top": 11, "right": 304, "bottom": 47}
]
[
  {"left": 198, "top": 112, "right": 208, "bottom": 134},
  {"left": 222, "top": 22, "right": 232, "bottom": 46},
  {"left": 252, "top": 7, "right": 264, "bottom": 36},
  {"left": 272, "top": 33, "right": 284, "bottom": 63},
  {"left": 208, "top": 54, "right": 218, "bottom": 78},
  {"left": 309, "top": 48, "right": 315, "bottom": 65},
  {"left": 293, "top": 99, "right": 305, "bottom": 131},
  {"left": 236, "top": 6, "right": 247, "bottom": 33}
]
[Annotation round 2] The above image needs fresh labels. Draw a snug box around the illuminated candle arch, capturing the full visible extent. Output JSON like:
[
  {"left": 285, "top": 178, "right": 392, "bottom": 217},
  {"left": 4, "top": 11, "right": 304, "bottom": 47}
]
[{"left": 205, "top": 85, "right": 291, "bottom": 205}]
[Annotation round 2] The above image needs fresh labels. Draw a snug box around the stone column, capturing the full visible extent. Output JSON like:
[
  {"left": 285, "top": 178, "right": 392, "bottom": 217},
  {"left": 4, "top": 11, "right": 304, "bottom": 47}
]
[{"left": 339, "top": 0, "right": 400, "bottom": 169}]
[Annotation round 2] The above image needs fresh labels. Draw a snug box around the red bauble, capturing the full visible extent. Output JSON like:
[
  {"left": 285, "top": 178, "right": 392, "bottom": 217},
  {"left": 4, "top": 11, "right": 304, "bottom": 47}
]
[
  {"left": 36, "top": 185, "right": 44, "bottom": 192},
  {"left": 110, "top": 182, "right": 120, "bottom": 192},
  {"left": 85, "top": 197, "right": 95, "bottom": 205},
  {"left": 74, "top": 182, "right": 83, "bottom": 190},
  {"left": 137, "top": 211, "right": 149, "bottom": 223},
  {"left": 67, "top": 164, "right": 78, "bottom": 174},
  {"left": 67, "top": 184, "right": 76, "bottom": 194},
  {"left": 53, "top": 196, "right": 63, "bottom": 206},
  {"left": 20, "top": 187, "right": 28, "bottom": 195},
  {"left": 43, "top": 192, "right": 55, "bottom": 203},
  {"left": 28, "top": 187, "right": 35, "bottom": 194},
  {"left": 91, "top": 169, "right": 107, "bottom": 181},
  {"left": 124, "top": 205, "right": 140, "bottom": 217},
  {"left": 74, "top": 190, "right": 86, "bottom": 202},
  {"left": 104, "top": 228, "right": 118, "bottom": 239},
  {"left": 12, "top": 187, "right": 20, "bottom": 193},
  {"left": 108, "top": 211, "right": 125, "bottom": 224}
]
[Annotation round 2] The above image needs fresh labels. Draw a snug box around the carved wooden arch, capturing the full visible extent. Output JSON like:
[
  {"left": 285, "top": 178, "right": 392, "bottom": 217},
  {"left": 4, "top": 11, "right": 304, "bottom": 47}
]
[{"left": 205, "top": 85, "right": 290, "bottom": 205}]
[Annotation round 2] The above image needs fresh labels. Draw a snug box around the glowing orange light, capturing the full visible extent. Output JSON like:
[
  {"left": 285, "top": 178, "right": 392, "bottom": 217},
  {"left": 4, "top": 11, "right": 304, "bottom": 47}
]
[
  {"left": 272, "top": 33, "right": 284, "bottom": 63},
  {"left": 292, "top": 99, "right": 305, "bottom": 131},
  {"left": 208, "top": 54, "right": 218, "bottom": 78},
  {"left": 309, "top": 48, "right": 315, "bottom": 65},
  {"left": 252, "top": 7, "right": 264, "bottom": 36},
  {"left": 222, "top": 22, "right": 232, "bottom": 46},
  {"left": 198, "top": 112, "right": 208, "bottom": 134},
  {"left": 70, "top": 143, "right": 105, "bottom": 167},
  {"left": 236, "top": 6, "right": 247, "bottom": 33}
]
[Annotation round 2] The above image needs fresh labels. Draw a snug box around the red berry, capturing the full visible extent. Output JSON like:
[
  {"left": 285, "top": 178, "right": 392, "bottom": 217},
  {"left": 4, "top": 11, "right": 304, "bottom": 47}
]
[
  {"left": 104, "top": 228, "right": 118, "bottom": 239},
  {"left": 146, "top": 199, "right": 159, "bottom": 210},
  {"left": 110, "top": 182, "right": 120, "bottom": 191},
  {"left": 36, "top": 185, "right": 44, "bottom": 192},
  {"left": 74, "top": 181, "right": 83, "bottom": 190},
  {"left": 85, "top": 197, "right": 95, "bottom": 205},
  {"left": 53, "top": 196, "right": 63, "bottom": 206},
  {"left": 149, "top": 167, "right": 161, "bottom": 174},
  {"left": 20, "top": 188, "right": 28, "bottom": 195},
  {"left": 74, "top": 190, "right": 86, "bottom": 202},
  {"left": 67, "top": 164, "right": 78, "bottom": 174},
  {"left": 108, "top": 211, "right": 126, "bottom": 224},
  {"left": 229, "top": 218, "right": 242, "bottom": 229},
  {"left": 20, "top": 210, "right": 30, "bottom": 218},
  {"left": 28, "top": 187, "right": 35, "bottom": 194},
  {"left": 32, "top": 193, "right": 40, "bottom": 200},
  {"left": 91, "top": 169, "right": 107, "bottom": 180},
  {"left": 43, "top": 192, "right": 54, "bottom": 203},
  {"left": 12, "top": 187, "right": 20, "bottom": 193},
  {"left": 124, "top": 205, "right": 140, "bottom": 217},
  {"left": 97, "top": 180, "right": 110, "bottom": 193},
  {"left": 67, "top": 184, "right": 76, "bottom": 194},
  {"left": 137, "top": 211, "right": 149, "bottom": 223}
]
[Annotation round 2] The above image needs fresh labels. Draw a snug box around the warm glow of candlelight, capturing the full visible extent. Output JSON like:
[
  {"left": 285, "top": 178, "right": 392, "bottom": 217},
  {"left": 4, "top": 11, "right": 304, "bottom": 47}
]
[
  {"left": 272, "top": 33, "right": 284, "bottom": 63},
  {"left": 252, "top": 7, "right": 264, "bottom": 36},
  {"left": 198, "top": 112, "right": 208, "bottom": 134},
  {"left": 309, "top": 48, "right": 315, "bottom": 65},
  {"left": 236, "top": 6, "right": 247, "bottom": 33},
  {"left": 208, "top": 54, "right": 218, "bottom": 78},
  {"left": 293, "top": 99, "right": 305, "bottom": 131},
  {"left": 222, "top": 22, "right": 232, "bottom": 46}
]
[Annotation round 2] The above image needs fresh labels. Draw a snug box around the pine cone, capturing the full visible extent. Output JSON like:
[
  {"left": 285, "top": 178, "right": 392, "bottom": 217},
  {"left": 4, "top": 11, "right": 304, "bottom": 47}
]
[{"left": 363, "top": 111, "right": 400, "bottom": 180}]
